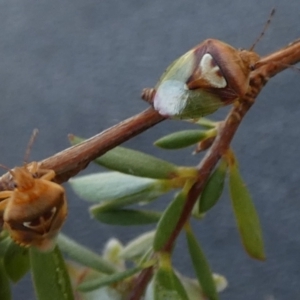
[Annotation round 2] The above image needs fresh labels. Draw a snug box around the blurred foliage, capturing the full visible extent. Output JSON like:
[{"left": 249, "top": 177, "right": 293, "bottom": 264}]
[{"left": 0, "top": 118, "right": 266, "bottom": 299}]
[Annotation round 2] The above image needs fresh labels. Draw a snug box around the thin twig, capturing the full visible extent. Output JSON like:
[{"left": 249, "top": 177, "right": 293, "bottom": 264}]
[
  {"left": 127, "top": 267, "right": 153, "bottom": 300},
  {"left": 0, "top": 108, "right": 164, "bottom": 189}
]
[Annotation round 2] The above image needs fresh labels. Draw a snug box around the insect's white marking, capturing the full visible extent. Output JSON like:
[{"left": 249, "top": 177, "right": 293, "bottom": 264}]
[
  {"left": 199, "top": 53, "right": 226, "bottom": 88},
  {"left": 23, "top": 220, "right": 37, "bottom": 228},
  {"left": 153, "top": 80, "right": 189, "bottom": 117}
]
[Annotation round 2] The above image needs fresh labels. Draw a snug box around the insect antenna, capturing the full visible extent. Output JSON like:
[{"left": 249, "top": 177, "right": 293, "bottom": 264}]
[
  {"left": 23, "top": 129, "right": 39, "bottom": 166},
  {"left": 249, "top": 8, "right": 275, "bottom": 51},
  {"left": 0, "top": 163, "right": 14, "bottom": 178},
  {"left": 0, "top": 164, "right": 11, "bottom": 172}
]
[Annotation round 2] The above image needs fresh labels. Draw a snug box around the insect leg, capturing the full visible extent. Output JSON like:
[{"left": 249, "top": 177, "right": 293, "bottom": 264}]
[
  {"left": 0, "top": 198, "right": 9, "bottom": 213},
  {"left": 39, "top": 169, "right": 56, "bottom": 181},
  {"left": 0, "top": 191, "right": 13, "bottom": 200}
]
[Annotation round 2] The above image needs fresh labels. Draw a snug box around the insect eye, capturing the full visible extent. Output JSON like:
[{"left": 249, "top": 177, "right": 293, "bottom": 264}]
[
  {"left": 13, "top": 183, "right": 18, "bottom": 188},
  {"left": 32, "top": 173, "right": 38, "bottom": 178}
]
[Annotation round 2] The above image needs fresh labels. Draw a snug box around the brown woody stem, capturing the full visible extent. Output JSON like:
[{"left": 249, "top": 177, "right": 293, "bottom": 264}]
[{"left": 0, "top": 108, "right": 164, "bottom": 189}]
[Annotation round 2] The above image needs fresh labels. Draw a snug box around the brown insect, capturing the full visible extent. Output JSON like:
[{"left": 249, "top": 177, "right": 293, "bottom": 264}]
[
  {"left": 141, "top": 39, "right": 259, "bottom": 119},
  {"left": 0, "top": 131, "right": 67, "bottom": 252},
  {"left": 142, "top": 9, "right": 275, "bottom": 119}
]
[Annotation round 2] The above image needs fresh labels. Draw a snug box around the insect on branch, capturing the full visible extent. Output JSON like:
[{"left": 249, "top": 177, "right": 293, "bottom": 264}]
[
  {"left": 128, "top": 39, "right": 300, "bottom": 300},
  {"left": 0, "top": 39, "right": 299, "bottom": 192}
]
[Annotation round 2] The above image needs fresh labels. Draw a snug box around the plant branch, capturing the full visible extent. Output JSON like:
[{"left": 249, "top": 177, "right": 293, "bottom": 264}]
[
  {"left": 0, "top": 41, "right": 299, "bottom": 191},
  {"left": 0, "top": 108, "right": 165, "bottom": 189},
  {"left": 129, "top": 39, "right": 300, "bottom": 298},
  {"left": 127, "top": 266, "right": 153, "bottom": 300},
  {"left": 162, "top": 39, "right": 300, "bottom": 253},
  {"left": 162, "top": 83, "right": 260, "bottom": 252},
  {"left": 129, "top": 39, "right": 300, "bottom": 259}
]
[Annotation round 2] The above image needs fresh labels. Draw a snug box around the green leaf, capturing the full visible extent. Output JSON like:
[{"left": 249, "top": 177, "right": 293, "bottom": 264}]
[
  {"left": 90, "top": 208, "right": 162, "bottom": 226},
  {"left": 0, "top": 259, "right": 11, "bottom": 300},
  {"left": 30, "top": 246, "right": 74, "bottom": 300},
  {"left": 178, "top": 272, "right": 227, "bottom": 299},
  {"left": 192, "top": 118, "right": 218, "bottom": 128},
  {"left": 186, "top": 226, "right": 219, "bottom": 300},
  {"left": 199, "top": 159, "right": 227, "bottom": 213},
  {"left": 65, "top": 262, "right": 123, "bottom": 300},
  {"left": 78, "top": 287, "right": 122, "bottom": 300},
  {"left": 120, "top": 231, "right": 155, "bottom": 260},
  {"left": 151, "top": 254, "right": 188, "bottom": 300},
  {"left": 78, "top": 266, "right": 143, "bottom": 292},
  {"left": 57, "top": 234, "right": 117, "bottom": 274},
  {"left": 154, "top": 130, "right": 209, "bottom": 149},
  {"left": 229, "top": 162, "right": 265, "bottom": 260},
  {"left": 4, "top": 241, "right": 30, "bottom": 282},
  {"left": 69, "top": 136, "right": 179, "bottom": 179},
  {"left": 154, "top": 270, "right": 189, "bottom": 300},
  {"left": 96, "top": 147, "right": 180, "bottom": 179},
  {"left": 153, "top": 191, "right": 186, "bottom": 251},
  {"left": 70, "top": 172, "right": 170, "bottom": 209},
  {"left": 0, "top": 236, "right": 11, "bottom": 257}
]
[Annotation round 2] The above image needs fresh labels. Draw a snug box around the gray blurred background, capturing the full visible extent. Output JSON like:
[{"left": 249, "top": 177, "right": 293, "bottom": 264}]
[{"left": 0, "top": 0, "right": 299, "bottom": 299}]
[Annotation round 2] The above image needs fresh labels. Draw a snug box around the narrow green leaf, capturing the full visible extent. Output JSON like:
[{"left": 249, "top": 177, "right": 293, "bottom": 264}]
[
  {"left": 0, "top": 236, "right": 11, "bottom": 257},
  {"left": 4, "top": 241, "right": 30, "bottom": 282},
  {"left": 90, "top": 208, "right": 162, "bottom": 226},
  {"left": 69, "top": 136, "right": 179, "bottom": 179},
  {"left": 154, "top": 130, "right": 209, "bottom": 149},
  {"left": 70, "top": 136, "right": 178, "bottom": 179},
  {"left": 199, "top": 159, "right": 227, "bottom": 213},
  {"left": 65, "top": 262, "right": 122, "bottom": 300},
  {"left": 70, "top": 172, "right": 170, "bottom": 209},
  {"left": 78, "top": 266, "right": 143, "bottom": 292},
  {"left": 0, "top": 259, "right": 11, "bottom": 300},
  {"left": 30, "top": 246, "right": 74, "bottom": 300},
  {"left": 153, "top": 191, "right": 186, "bottom": 251},
  {"left": 57, "top": 234, "right": 117, "bottom": 274},
  {"left": 120, "top": 231, "right": 155, "bottom": 260},
  {"left": 178, "top": 272, "right": 227, "bottom": 299},
  {"left": 179, "top": 274, "right": 207, "bottom": 300},
  {"left": 96, "top": 147, "right": 180, "bottom": 179},
  {"left": 153, "top": 254, "right": 189, "bottom": 300},
  {"left": 186, "top": 226, "right": 219, "bottom": 300},
  {"left": 78, "top": 287, "right": 122, "bottom": 300},
  {"left": 154, "top": 270, "right": 189, "bottom": 300},
  {"left": 229, "top": 163, "right": 265, "bottom": 260},
  {"left": 192, "top": 118, "right": 218, "bottom": 128}
]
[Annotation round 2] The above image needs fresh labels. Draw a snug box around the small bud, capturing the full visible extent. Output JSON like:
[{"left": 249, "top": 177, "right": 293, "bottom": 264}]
[
  {"left": 193, "top": 136, "right": 216, "bottom": 154},
  {"left": 103, "top": 238, "right": 125, "bottom": 269}
]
